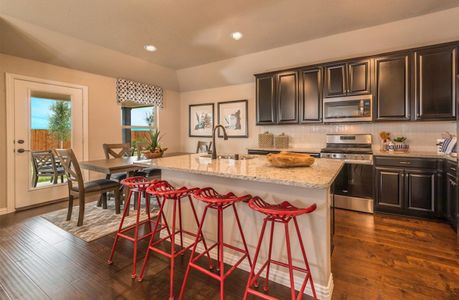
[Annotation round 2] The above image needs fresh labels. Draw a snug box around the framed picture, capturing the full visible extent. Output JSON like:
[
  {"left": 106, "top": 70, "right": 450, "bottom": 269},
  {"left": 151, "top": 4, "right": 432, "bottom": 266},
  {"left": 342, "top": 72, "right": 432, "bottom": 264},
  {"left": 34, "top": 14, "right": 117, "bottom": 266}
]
[
  {"left": 217, "top": 100, "right": 248, "bottom": 138},
  {"left": 189, "top": 103, "right": 214, "bottom": 137}
]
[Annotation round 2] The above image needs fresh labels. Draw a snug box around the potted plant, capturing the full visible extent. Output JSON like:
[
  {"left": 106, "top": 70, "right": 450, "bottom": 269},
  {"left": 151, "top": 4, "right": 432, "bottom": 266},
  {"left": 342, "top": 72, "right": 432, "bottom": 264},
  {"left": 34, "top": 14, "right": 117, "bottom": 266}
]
[
  {"left": 393, "top": 136, "right": 409, "bottom": 152},
  {"left": 142, "top": 128, "right": 168, "bottom": 159}
]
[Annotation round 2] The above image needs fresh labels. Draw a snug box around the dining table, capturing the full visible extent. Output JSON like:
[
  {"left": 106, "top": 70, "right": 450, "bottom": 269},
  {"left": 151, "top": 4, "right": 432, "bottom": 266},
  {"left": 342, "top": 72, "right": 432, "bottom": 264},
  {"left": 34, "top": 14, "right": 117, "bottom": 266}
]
[{"left": 79, "top": 152, "right": 190, "bottom": 213}]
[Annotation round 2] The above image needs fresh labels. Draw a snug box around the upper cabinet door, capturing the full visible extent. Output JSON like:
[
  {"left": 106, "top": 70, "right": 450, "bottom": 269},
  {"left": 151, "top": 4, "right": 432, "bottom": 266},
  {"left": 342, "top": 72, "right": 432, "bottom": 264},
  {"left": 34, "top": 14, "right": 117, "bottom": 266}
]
[
  {"left": 347, "top": 59, "right": 371, "bottom": 95},
  {"left": 416, "top": 45, "right": 457, "bottom": 120},
  {"left": 323, "top": 64, "right": 346, "bottom": 98},
  {"left": 375, "top": 54, "right": 411, "bottom": 120},
  {"left": 299, "top": 67, "right": 322, "bottom": 123},
  {"left": 256, "top": 74, "right": 276, "bottom": 125},
  {"left": 276, "top": 71, "right": 299, "bottom": 124}
]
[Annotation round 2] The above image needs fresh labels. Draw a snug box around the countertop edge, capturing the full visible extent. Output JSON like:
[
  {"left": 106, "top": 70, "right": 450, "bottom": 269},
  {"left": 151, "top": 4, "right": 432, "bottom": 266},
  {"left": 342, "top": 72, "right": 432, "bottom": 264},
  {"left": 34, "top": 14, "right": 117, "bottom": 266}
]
[{"left": 143, "top": 162, "right": 343, "bottom": 190}]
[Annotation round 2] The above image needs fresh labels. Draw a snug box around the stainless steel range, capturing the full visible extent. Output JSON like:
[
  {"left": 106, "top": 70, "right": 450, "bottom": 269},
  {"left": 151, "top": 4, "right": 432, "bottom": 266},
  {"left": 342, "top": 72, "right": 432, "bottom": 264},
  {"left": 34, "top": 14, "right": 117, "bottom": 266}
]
[{"left": 320, "top": 134, "right": 374, "bottom": 213}]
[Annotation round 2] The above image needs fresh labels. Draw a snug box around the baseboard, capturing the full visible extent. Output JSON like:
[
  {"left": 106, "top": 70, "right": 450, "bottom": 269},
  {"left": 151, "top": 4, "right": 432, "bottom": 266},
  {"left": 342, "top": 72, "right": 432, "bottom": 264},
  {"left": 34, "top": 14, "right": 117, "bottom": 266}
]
[
  {"left": 160, "top": 233, "right": 333, "bottom": 299},
  {"left": 0, "top": 208, "right": 10, "bottom": 216}
]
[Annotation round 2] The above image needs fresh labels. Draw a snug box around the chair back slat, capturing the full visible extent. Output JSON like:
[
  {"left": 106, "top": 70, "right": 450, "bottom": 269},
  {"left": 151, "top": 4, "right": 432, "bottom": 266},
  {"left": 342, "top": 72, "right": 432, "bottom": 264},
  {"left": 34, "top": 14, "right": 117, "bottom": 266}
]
[
  {"left": 103, "top": 143, "right": 131, "bottom": 159},
  {"left": 31, "top": 150, "right": 57, "bottom": 174},
  {"left": 54, "top": 149, "right": 84, "bottom": 191}
]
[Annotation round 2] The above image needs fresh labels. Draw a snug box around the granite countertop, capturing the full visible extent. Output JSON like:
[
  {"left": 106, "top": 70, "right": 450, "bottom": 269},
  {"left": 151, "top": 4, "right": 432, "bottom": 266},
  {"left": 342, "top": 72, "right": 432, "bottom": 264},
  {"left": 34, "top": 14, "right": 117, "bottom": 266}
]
[
  {"left": 373, "top": 150, "right": 457, "bottom": 162},
  {"left": 141, "top": 154, "right": 344, "bottom": 189},
  {"left": 248, "top": 146, "right": 322, "bottom": 153}
]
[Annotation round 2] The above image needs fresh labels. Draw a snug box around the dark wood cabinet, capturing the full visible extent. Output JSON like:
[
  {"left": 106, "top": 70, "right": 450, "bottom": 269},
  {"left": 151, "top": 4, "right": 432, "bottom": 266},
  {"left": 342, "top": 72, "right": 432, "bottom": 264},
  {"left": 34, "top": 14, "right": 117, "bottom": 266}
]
[
  {"left": 374, "top": 54, "right": 411, "bottom": 120},
  {"left": 415, "top": 45, "right": 457, "bottom": 120},
  {"left": 323, "top": 59, "right": 370, "bottom": 98},
  {"left": 374, "top": 167, "right": 404, "bottom": 214},
  {"left": 276, "top": 71, "right": 299, "bottom": 124},
  {"left": 405, "top": 169, "right": 436, "bottom": 216},
  {"left": 324, "top": 64, "right": 346, "bottom": 97},
  {"left": 445, "top": 160, "right": 457, "bottom": 230},
  {"left": 299, "top": 67, "right": 322, "bottom": 122},
  {"left": 374, "top": 156, "right": 441, "bottom": 218},
  {"left": 347, "top": 60, "right": 371, "bottom": 95},
  {"left": 256, "top": 74, "right": 276, "bottom": 125}
]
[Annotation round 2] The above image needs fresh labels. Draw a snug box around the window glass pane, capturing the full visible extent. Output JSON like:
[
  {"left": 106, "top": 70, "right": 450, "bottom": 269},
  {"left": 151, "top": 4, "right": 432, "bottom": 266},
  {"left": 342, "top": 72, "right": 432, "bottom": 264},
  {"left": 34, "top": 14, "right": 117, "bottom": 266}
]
[
  {"left": 30, "top": 97, "right": 71, "bottom": 188},
  {"left": 130, "top": 106, "right": 156, "bottom": 127}
]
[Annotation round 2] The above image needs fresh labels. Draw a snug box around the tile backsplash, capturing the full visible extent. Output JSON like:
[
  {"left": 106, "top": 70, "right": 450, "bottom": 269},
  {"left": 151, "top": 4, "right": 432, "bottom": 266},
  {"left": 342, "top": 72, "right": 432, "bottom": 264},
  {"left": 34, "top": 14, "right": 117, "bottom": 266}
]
[{"left": 258, "top": 121, "right": 456, "bottom": 152}]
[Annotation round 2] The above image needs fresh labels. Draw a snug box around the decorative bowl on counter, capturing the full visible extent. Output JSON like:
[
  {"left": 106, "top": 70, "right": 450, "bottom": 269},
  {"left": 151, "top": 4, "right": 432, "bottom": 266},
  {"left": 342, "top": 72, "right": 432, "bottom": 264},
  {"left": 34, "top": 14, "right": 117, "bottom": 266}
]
[
  {"left": 142, "top": 148, "right": 167, "bottom": 159},
  {"left": 266, "top": 151, "right": 315, "bottom": 168}
]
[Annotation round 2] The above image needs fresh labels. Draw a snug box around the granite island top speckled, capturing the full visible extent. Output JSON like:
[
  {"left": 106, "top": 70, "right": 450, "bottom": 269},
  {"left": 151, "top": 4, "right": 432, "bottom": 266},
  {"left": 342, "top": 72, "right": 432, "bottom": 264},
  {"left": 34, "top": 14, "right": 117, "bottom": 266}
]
[{"left": 139, "top": 154, "right": 344, "bottom": 189}]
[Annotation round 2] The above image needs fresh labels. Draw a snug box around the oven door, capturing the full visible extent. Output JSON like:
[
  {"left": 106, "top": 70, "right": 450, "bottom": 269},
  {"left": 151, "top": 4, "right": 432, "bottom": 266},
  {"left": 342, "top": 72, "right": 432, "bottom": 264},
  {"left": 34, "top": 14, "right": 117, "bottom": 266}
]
[
  {"left": 333, "top": 163, "right": 374, "bottom": 213},
  {"left": 323, "top": 95, "right": 372, "bottom": 122}
]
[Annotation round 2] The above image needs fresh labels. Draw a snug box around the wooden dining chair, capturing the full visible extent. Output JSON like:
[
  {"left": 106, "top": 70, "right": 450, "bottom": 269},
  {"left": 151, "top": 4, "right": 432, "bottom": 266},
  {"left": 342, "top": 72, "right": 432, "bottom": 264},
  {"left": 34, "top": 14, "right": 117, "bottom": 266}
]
[
  {"left": 31, "top": 150, "right": 66, "bottom": 187},
  {"left": 135, "top": 141, "right": 161, "bottom": 178},
  {"left": 100, "top": 143, "right": 132, "bottom": 208},
  {"left": 196, "top": 141, "right": 212, "bottom": 153},
  {"left": 55, "top": 148, "right": 121, "bottom": 226}
]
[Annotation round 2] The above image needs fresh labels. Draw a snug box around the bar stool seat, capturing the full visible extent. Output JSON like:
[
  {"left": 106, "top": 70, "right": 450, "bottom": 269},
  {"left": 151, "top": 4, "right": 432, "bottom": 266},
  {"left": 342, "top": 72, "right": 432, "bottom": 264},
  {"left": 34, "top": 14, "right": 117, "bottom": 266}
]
[
  {"left": 244, "top": 197, "right": 317, "bottom": 300},
  {"left": 138, "top": 181, "right": 212, "bottom": 300},
  {"left": 107, "top": 176, "right": 162, "bottom": 279},
  {"left": 179, "top": 187, "right": 252, "bottom": 300}
]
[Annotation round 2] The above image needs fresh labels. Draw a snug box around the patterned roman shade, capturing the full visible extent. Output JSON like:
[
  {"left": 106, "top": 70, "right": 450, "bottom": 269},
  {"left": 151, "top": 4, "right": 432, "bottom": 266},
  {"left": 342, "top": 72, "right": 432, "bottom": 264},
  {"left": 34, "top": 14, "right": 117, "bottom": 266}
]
[{"left": 116, "top": 78, "right": 163, "bottom": 107}]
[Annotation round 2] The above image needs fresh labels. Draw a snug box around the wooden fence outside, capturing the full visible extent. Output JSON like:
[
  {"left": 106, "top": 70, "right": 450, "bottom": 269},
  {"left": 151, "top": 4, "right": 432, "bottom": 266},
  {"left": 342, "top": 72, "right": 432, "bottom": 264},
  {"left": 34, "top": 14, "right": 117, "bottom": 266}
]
[{"left": 31, "top": 129, "right": 71, "bottom": 151}]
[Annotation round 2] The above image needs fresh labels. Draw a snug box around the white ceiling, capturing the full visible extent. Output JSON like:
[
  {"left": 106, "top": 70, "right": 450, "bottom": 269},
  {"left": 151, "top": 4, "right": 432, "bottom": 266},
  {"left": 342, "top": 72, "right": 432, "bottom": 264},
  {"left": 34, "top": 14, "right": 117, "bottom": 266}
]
[{"left": 2, "top": 0, "right": 459, "bottom": 71}]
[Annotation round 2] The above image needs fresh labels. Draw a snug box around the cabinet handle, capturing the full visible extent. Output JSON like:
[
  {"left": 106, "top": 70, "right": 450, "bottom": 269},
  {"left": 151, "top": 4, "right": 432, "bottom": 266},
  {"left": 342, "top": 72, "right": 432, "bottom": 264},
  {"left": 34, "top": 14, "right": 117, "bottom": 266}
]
[{"left": 399, "top": 161, "right": 411, "bottom": 165}]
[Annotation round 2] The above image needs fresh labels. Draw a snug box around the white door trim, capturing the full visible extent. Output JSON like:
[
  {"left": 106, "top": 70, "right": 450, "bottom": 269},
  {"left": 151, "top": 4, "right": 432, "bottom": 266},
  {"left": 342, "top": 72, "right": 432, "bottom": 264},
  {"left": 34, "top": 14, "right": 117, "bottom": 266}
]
[{"left": 5, "top": 73, "right": 89, "bottom": 214}]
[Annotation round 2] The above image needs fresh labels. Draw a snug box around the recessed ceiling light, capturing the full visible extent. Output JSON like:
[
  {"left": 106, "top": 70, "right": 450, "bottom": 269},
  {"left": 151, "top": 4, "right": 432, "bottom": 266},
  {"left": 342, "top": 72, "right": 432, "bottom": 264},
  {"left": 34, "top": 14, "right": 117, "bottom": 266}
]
[
  {"left": 144, "top": 44, "right": 157, "bottom": 52},
  {"left": 231, "top": 32, "right": 243, "bottom": 41}
]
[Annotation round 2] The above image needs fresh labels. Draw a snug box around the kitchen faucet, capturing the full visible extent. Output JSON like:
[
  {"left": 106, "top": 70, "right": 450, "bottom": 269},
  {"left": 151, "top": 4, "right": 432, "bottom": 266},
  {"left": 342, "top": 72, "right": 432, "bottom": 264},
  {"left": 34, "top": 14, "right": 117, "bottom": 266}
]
[{"left": 211, "top": 125, "right": 228, "bottom": 159}]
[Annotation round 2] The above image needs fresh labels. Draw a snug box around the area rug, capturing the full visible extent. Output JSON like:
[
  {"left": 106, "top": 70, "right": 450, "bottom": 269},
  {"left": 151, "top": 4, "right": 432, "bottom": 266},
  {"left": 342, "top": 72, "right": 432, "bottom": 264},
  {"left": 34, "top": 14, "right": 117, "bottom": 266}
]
[{"left": 41, "top": 201, "right": 159, "bottom": 242}]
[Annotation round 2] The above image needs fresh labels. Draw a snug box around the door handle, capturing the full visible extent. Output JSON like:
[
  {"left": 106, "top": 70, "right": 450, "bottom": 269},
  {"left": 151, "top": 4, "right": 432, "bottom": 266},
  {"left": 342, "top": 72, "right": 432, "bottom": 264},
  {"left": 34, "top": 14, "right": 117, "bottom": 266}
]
[{"left": 16, "top": 148, "right": 30, "bottom": 153}]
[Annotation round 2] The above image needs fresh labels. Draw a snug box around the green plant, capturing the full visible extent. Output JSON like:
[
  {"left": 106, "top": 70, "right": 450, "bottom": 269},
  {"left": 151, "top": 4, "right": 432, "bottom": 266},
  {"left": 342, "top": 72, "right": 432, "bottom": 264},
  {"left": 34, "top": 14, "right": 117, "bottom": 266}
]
[
  {"left": 48, "top": 101, "right": 71, "bottom": 148},
  {"left": 145, "top": 128, "right": 163, "bottom": 151},
  {"left": 393, "top": 136, "right": 407, "bottom": 143}
]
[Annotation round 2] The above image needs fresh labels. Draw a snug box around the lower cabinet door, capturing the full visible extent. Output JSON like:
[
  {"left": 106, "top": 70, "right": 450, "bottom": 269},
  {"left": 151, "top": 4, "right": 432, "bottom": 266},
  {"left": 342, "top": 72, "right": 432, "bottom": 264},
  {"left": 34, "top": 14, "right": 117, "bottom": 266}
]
[
  {"left": 374, "top": 167, "right": 404, "bottom": 214},
  {"left": 446, "top": 175, "right": 458, "bottom": 228},
  {"left": 405, "top": 169, "right": 437, "bottom": 218}
]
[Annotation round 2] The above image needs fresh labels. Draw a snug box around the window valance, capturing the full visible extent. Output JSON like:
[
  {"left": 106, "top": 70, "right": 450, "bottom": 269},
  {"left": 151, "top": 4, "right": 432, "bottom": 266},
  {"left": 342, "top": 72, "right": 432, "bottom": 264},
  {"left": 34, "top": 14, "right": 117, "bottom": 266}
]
[{"left": 116, "top": 78, "right": 163, "bottom": 107}]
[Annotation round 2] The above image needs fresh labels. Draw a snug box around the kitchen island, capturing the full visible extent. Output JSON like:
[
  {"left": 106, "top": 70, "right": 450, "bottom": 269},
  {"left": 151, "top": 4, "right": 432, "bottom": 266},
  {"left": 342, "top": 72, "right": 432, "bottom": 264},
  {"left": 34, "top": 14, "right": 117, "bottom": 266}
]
[{"left": 141, "top": 154, "right": 344, "bottom": 299}]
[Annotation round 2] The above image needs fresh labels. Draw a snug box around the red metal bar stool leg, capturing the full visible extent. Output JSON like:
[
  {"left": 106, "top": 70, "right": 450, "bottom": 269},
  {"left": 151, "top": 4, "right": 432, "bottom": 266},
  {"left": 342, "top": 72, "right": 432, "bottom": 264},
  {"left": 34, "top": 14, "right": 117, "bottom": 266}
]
[
  {"left": 243, "top": 218, "right": 269, "bottom": 300},
  {"left": 108, "top": 188, "right": 132, "bottom": 264},
  {"left": 293, "top": 217, "right": 317, "bottom": 299},
  {"left": 131, "top": 191, "right": 142, "bottom": 278},
  {"left": 179, "top": 205, "right": 210, "bottom": 300},
  {"left": 263, "top": 221, "right": 275, "bottom": 291}
]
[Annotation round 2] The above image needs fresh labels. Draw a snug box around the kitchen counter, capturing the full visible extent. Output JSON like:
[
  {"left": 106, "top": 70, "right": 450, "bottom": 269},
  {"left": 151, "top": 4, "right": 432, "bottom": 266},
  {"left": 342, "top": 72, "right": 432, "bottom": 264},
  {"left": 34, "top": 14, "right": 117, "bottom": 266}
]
[
  {"left": 140, "top": 154, "right": 341, "bottom": 299},
  {"left": 142, "top": 153, "right": 343, "bottom": 189},
  {"left": 373, "top": 150, "right": 457, "bottom": 162},
  {"left": 247, "top": 146, "right": 322, "bottom": 153}
]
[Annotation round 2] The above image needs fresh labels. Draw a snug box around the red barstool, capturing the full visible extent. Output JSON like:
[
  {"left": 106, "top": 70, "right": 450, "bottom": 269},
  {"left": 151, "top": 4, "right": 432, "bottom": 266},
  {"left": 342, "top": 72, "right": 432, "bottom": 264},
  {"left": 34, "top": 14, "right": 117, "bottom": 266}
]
[
  {"left": 179, "top": 187, "right": 252, "bottom": 300},
  {"left": 138, "top": 181, "right": 212, "bottom": 300},
  {"left": 107, "top": 176, "right": 165, "bottom": 279},
  {"left": 243, "top": 197, "right": 317, "bottom": 300}
]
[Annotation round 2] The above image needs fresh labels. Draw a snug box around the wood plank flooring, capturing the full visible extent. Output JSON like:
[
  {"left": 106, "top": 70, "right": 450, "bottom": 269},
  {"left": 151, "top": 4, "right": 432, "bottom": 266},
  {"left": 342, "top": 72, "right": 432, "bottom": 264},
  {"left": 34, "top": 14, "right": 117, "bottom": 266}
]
[{"left": 0, "top": 201, "right": 458, "bottom": 299}]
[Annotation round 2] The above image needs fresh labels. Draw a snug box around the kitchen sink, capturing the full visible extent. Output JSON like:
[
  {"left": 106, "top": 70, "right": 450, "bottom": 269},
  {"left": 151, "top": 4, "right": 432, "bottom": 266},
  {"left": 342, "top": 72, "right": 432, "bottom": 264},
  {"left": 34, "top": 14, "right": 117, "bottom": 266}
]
[{"left": 199, "top": 154, "right": 256, "bottom": 160}]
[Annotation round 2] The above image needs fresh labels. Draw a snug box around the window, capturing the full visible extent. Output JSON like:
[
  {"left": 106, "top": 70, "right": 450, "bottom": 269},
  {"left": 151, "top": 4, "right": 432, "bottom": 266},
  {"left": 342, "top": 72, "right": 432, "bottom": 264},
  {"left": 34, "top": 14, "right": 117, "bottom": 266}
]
[{"left": 121, "top": 105, "right": 158, "bottom": 145}]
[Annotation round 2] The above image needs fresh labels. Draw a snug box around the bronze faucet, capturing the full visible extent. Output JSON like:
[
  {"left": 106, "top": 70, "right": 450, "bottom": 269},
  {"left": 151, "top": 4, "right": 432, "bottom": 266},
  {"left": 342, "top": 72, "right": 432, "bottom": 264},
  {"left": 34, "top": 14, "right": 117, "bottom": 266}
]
[{"left": 211, "top": 125, "right": 228, "bottom": 159}]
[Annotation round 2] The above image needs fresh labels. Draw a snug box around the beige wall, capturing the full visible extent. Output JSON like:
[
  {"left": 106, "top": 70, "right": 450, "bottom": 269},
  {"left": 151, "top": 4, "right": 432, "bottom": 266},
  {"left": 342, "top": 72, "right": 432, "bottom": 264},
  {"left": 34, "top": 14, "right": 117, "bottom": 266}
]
[
  {"left": 0, "top": 53, "right": 180, "bottom": 209},
  {"left": 180, "top": 82, "right": 456, "bottom": 154},
  {"left": 177, "top": 7, "right": 459, "bottom": 91}
]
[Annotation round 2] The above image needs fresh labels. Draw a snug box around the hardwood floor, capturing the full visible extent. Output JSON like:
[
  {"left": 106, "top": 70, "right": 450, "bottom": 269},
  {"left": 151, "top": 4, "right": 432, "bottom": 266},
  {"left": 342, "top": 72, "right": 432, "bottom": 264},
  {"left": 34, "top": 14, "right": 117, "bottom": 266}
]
[
  {"left": 0, "top": 201, "right": 458, "bottom": 299},
  {"left": 332, "top": 210, "right": 459, "bottom": 300}
]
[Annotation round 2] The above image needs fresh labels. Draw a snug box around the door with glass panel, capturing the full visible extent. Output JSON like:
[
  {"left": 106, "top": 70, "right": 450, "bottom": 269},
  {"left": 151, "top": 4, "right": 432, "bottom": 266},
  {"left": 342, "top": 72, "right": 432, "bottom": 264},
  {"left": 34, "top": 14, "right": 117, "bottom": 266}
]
[{"left": 9, "top": 76, "right": 86, "bottom": 209}]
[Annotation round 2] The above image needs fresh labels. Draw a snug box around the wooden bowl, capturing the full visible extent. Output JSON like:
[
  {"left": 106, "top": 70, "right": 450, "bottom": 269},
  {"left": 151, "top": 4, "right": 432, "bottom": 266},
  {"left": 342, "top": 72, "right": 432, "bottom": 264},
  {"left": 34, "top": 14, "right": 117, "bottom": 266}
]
[
  {"left": 266, "top": 151, "right": 315, "bottom": 168},
  {"left": 142, "top": 148, "right": 167, "bottom": 159}
]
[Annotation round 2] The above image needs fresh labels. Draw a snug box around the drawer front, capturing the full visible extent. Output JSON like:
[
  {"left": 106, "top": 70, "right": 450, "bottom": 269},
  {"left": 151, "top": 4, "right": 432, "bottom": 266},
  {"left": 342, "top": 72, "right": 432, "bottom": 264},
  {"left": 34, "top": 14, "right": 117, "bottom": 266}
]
[{"left": 374, "top": 156, "right": 439, "bottom": 169}]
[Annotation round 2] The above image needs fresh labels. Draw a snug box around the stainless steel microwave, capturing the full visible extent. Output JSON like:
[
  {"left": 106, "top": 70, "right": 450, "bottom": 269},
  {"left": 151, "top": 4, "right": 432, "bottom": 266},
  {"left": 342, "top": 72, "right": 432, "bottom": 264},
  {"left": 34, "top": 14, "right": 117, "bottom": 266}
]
[{"left": 323, "top": 95, "right": 372, "bottom": 123}]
